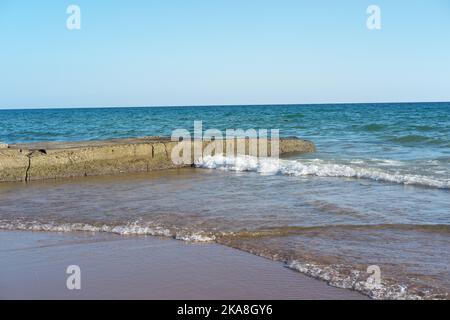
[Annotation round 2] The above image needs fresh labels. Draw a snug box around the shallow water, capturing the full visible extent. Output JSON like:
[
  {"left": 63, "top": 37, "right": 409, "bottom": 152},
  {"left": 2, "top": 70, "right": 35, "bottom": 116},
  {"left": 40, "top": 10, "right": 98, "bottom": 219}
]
[
  {"left": 0, "top": 230, "right": 366, "bottom": 299},
  {"left": 0, "top": 103, "right": 449, "bottom": 299},
  {"left": 0, "top": 167, "right": 449, "bottom": 299}
]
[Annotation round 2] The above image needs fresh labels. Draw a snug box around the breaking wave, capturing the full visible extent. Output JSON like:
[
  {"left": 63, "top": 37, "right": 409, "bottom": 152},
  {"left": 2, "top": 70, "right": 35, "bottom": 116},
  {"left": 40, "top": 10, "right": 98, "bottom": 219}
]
[{"left": 195, "top": 155, "right": 450, "bottom": 189}]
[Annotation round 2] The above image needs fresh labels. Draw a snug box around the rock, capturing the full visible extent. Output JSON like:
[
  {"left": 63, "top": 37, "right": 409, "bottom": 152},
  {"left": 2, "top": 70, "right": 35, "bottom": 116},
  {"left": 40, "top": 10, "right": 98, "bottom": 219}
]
[{"left": 0, "top": 137, "right": 316, "bottom": 182}]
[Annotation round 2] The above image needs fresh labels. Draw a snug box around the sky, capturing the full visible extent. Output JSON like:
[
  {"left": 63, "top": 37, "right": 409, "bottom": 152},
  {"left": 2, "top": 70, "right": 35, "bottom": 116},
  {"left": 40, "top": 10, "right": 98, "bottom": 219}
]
[{"left": 0, "top": 0, "right": 449, "bottom": 109}]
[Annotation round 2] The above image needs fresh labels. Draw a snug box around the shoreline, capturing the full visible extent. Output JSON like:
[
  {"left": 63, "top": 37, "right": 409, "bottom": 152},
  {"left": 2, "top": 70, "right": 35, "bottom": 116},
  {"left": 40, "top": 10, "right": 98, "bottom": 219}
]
[
  {"left": 0, "top": 230, "right": 366, "bottom": 300},
  {"left": 1, "top": 162, "right": 448, "bottom": 299}
]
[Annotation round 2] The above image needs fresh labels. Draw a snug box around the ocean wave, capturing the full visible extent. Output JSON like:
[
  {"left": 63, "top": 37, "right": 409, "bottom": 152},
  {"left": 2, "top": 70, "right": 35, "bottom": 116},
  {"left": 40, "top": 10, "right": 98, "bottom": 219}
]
[
  {"left": 286, "top": 261, "right": 423, "bottom": 300},
  {"left": 283, "top": 113, "right": 305, "bottom": 119},
  {"left": 218, "top": 226, "right": 450, "bottom": 300},
  {"left": 0, "top": 220, "right": 216, "bottom": 242},
  {"left": 387, "top": 134, "right": 448, "bottom": 146},
  {"left": 224, "top": 224, "right": 450, "bottom": 239},
  {"left": 361, "top": 123, "right": 386, "bottom": 132},
  {"left": 195, "top": 155, "right": 450, "bottom": 189},
  {"left": 217, "top": 236, "right": 439, "bottom": 300}
]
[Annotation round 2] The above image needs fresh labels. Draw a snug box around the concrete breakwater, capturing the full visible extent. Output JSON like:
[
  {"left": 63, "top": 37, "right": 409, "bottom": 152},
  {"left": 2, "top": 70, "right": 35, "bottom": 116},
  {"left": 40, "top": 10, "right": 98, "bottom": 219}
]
[{"left": 0, "top": 137, "right": 315, "bottom": 182}]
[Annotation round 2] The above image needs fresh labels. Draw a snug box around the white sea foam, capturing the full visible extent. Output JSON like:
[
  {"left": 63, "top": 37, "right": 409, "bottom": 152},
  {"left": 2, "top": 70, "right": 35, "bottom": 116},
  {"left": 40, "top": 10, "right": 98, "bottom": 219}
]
[
  {"left": 195, "top": 155, "right": 450, "bottom": 189},
  {"left": 286, "top": 260, "right": 423, "bottom": 300},
  {"left": 0, "top": 220, "right": 215, "bottom": 242},
  {"left": 175, "top": 233, "right": 216, "bottom": 242}
]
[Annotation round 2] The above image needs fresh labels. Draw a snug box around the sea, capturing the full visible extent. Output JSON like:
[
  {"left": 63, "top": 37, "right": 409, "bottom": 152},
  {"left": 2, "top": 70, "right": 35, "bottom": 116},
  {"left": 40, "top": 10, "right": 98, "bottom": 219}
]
[{"left": 0, "top": 102, "right": 449, "bottom": 299}]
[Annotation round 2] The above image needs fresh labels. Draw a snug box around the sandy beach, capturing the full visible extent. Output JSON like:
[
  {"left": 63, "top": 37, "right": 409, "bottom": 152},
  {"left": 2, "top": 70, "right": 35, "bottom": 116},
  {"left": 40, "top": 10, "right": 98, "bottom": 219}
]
[{"left": 0, "top": 230, "right": 366, "bottom": 299}]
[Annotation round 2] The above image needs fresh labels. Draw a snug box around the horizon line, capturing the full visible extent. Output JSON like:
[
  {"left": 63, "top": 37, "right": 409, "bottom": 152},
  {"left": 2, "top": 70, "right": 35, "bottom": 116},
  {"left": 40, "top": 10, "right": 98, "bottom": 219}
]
[{"left": 0, "top": 100, "right": 449, "bottom": 111}]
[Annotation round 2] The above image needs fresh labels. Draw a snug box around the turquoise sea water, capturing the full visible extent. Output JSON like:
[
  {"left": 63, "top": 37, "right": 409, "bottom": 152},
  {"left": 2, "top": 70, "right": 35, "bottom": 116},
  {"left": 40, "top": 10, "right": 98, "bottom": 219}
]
[
  {"left": 1, "top": 102, "right": 449, "bottom": 299},
  {"left": 2, "top": 102, "right": 449, "bottom": 188}
]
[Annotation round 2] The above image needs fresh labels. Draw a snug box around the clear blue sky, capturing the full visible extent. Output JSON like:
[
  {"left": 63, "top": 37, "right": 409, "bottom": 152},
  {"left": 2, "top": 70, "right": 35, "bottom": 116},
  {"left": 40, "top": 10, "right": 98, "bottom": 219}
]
[{"left": 0, "top": 0, "right": 449, "bottom": 109}]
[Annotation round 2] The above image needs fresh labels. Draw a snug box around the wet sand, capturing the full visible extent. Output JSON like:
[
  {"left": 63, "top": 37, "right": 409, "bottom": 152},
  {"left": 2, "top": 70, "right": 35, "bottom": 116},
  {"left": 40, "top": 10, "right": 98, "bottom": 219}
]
[{"left": 0, "top": 231, "right": 366, "bottom": 299}]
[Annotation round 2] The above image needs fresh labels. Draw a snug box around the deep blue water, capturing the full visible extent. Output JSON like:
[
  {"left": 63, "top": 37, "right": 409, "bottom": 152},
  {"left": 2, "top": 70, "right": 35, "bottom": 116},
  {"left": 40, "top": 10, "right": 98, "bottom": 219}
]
[{"left": 1, "top": 103, "right": 450, "bottom": 149}]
